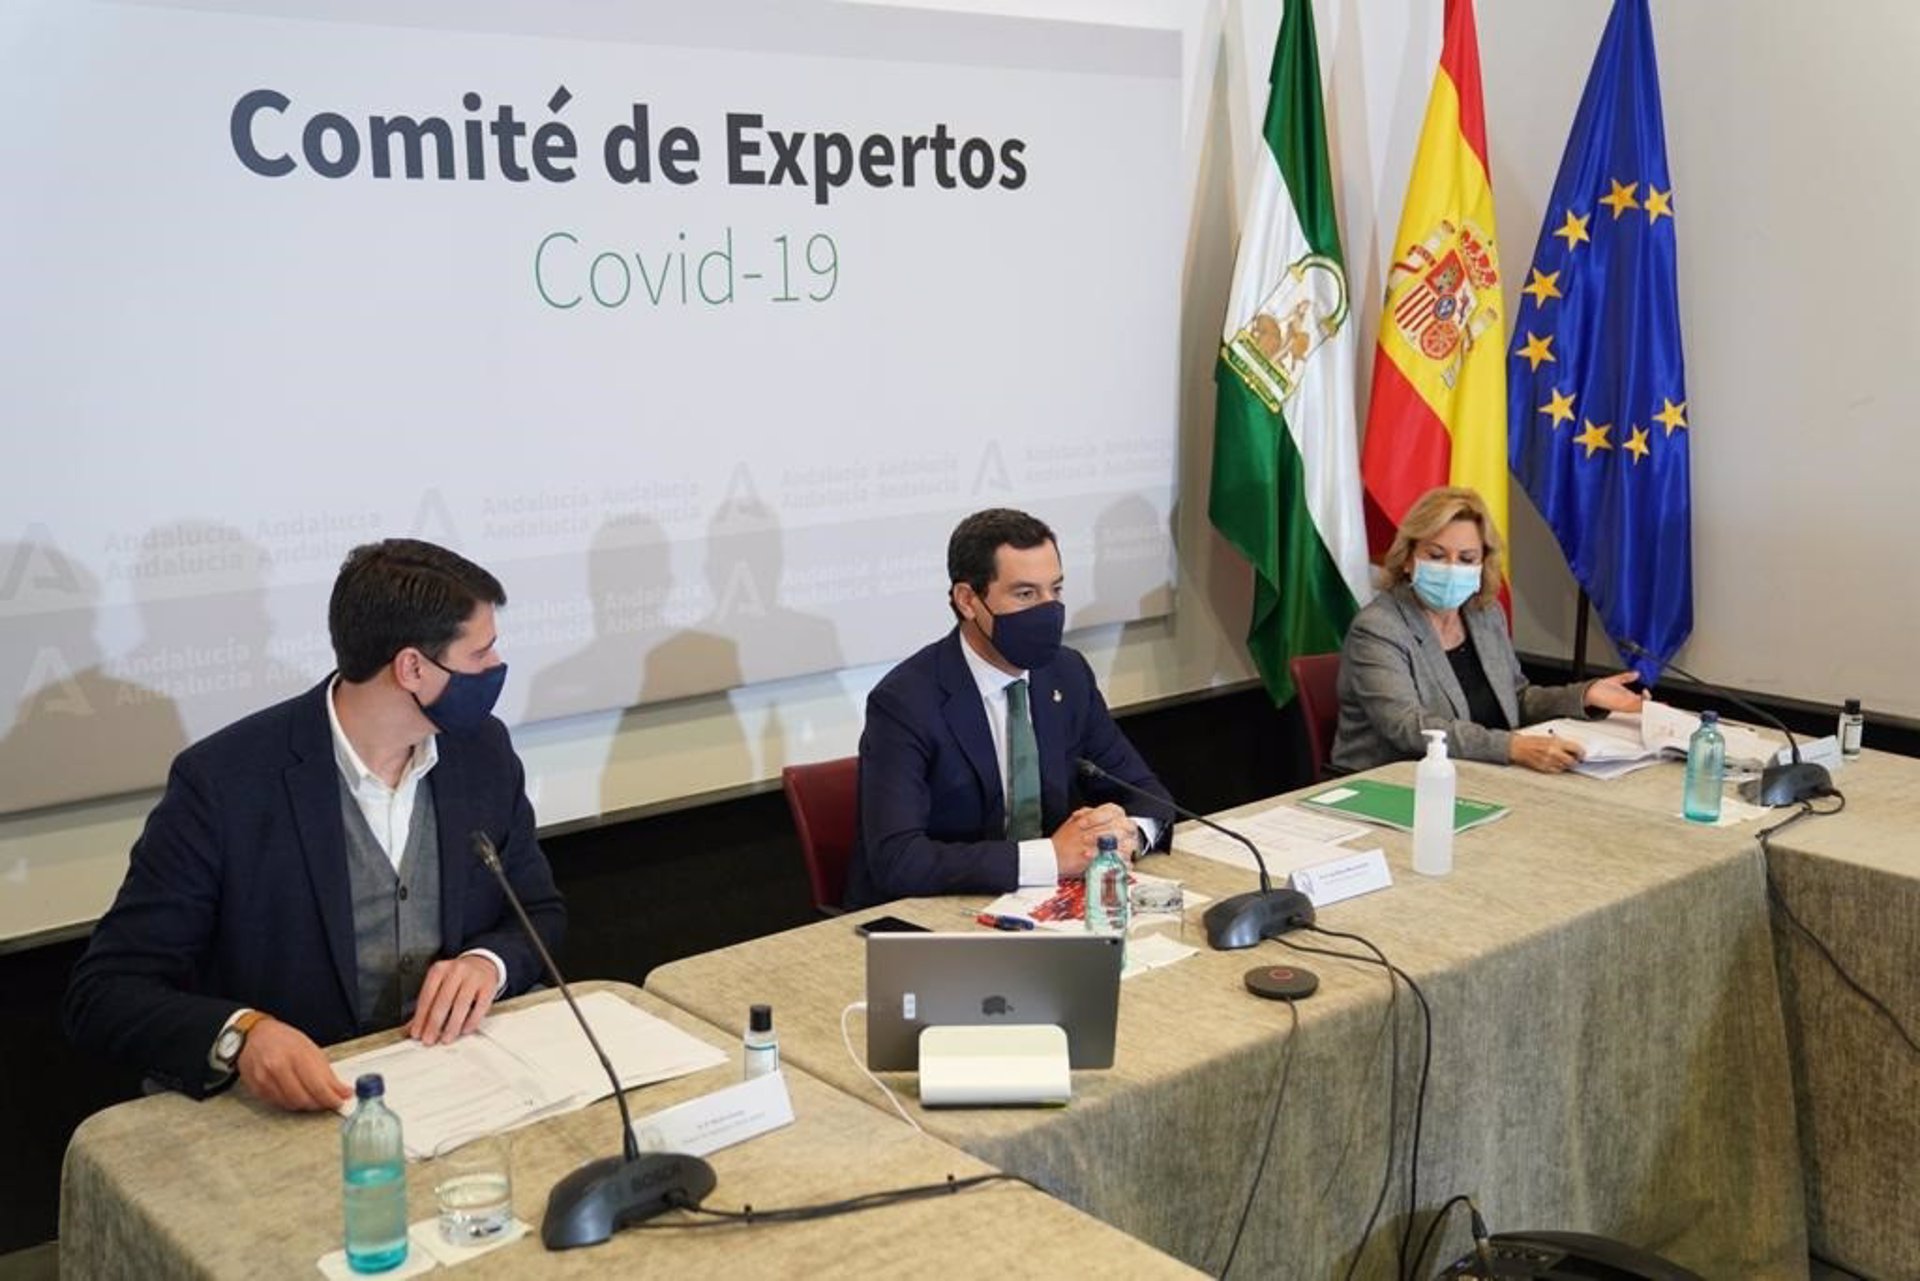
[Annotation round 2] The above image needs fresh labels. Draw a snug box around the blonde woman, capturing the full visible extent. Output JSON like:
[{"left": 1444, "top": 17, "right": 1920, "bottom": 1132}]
[{"left": 1330, "top": 486, "right": 1642, "bottom": 774}]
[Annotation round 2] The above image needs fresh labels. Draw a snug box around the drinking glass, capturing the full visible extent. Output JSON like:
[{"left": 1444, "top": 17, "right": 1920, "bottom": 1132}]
[
  {"left": 432, "top": 1134, "right": 513, "bottom": 1246},
  {"left": 1129, "top": 876, "right": 1185, "bottom": 938}
]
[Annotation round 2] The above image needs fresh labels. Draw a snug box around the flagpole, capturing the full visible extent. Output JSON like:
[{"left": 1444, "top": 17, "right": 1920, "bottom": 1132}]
[{"left": 1571, "top": 590, "right": 1591, "bottom": 679}]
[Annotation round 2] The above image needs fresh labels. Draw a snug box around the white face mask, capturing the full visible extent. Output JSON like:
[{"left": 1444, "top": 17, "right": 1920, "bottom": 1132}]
[{"left": 1410, "top": 559, "right": 1482, "bottom": 610}]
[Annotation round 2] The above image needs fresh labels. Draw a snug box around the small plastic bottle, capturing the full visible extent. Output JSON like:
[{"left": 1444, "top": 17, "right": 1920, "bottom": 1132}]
[
  {"left": 743, "top": 1004, "right": 780, "bottom": 1080},
  {"left": 342, "top": 1073, "right": 408, "bottom": 1274},
  {"left": 1839, "top": 699, "right": 1864, "bottom": 759},
  {"left": 1083, "top": 834, "right": 1131, "bottom": 968},
  {"left": 1412, "top": 729, "right": 1455, "bottom": 876},
  {"left": 1683, "top": 711, "right": 1726, "bottom": 823}
]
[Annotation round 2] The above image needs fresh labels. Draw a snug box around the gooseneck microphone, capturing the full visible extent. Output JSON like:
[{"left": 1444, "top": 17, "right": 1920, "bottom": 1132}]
[
  {"left": 1617, "top": 640, "right": 1833, "bottom": 806},
  {"left": 1074, "top": 759, "right": 1314, "bottom": 950},
  {"left": 470, "top": 833, "right": 715, "bottom": 1248}
]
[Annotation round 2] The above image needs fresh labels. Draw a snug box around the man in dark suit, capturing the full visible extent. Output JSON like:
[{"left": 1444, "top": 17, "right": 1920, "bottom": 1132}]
[
  {"left": 65, "top": 540, "right": 565, "bottom": 1111},
  {"left": 846, "top": 508, "right": 1173, "bottom": 908}
]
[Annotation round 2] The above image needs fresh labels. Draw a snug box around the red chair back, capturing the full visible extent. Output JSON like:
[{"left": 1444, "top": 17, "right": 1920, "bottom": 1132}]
[
  {"left": 781, "top": 756, "right": 860, "bottom": 915},
  {"left": 1289, "top": 653, "right": 1342, "bottom": 782}
]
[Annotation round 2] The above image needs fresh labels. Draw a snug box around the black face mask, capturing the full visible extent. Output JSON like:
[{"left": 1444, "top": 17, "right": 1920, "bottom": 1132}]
[
  {"left": 979, "top": 600, "right": 1065, "bottom": 672},
  {"left": 413, "top": 653, "right": 507, "bottom": 733}
]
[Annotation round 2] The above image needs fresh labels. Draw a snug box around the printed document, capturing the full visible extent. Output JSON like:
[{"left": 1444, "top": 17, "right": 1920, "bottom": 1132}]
[
  {"left": 1539, "top": 701, "right": 1781, "bottom": 778},
  {"left": 333, "top": 991, "right": 728, "bottom": 1157}
]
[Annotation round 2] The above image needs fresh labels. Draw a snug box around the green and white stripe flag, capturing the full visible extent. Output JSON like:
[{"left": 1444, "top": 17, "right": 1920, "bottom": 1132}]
[{"left": 1209, "top": 0, "right": 1372, "bottom": 705}]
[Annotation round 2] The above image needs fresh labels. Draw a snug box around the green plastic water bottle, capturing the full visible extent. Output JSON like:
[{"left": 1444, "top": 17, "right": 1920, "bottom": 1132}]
[
  {"left": 1083, "top": 834, "right": 1131, "bottom": 968},
  {"left": 1682, "top": 711, "right": 1725, "bottom": 823},
  {"left": 342, "top": 1073, "right": 408, "bottom": 1273}
]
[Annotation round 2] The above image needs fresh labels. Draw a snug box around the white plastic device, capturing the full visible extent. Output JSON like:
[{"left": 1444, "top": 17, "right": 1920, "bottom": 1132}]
[{"left": 917, "top": 1024, "right": 1071, "bottom": 1107}]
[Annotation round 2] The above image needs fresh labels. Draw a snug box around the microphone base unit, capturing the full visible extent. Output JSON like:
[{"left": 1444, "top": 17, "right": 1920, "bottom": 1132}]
[
  {"left": 1752, "top": 760, "right": 1833, "bottom": 807},
  {"left": 1203, "top": 888, "right": 1316, "bottom": 951},
  {"left": 1439, "top": 1228, "right": 1704, "bottom": 1280},
  {"left": 1244, "top": 964, "right": 1319, "bottom": 1001},
  {"left": 470, "top": 831, "right": 720, "bottom": 1252},
  {"left": 540, "top": 1151, "right": 718, "bottom": 1249}
]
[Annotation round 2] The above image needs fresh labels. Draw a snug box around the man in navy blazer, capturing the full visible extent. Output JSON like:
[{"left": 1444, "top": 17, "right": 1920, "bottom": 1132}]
[
  {"left": 65, "top": 540, "right": 564, "bottom": 1110},
  {"left": 846, "top": 509, "right": 1173, "bottom": 908}
]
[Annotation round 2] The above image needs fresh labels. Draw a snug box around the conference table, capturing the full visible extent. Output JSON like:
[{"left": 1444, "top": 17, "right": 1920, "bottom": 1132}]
[
  {"left": 59, "top": 983, "right": 1202, "bottom": 1279},
  {"left": 1518, "top": 746, "right": 1920, "bottom": 1281},
  {"left": 645, "top": 761, "right": 1810, "bottom": 1278}
]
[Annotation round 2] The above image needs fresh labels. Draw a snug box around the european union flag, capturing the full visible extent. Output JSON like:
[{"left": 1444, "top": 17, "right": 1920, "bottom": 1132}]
[{"left": 1507, "top": 0, "right": 1690, "bottom": 680}]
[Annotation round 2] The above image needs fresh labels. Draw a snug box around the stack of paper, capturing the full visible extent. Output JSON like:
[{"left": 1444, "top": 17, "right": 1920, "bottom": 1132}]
[
  {"left": 1640, "top": 701, "right": 1779, "bottom": 764},
  {"left": 1171, "top": 801, "right": 1370, "bottom": 874},
  {"left": 333, "top": 991, "right": 728, "bottom": 1158},
  {"left": 1537, "top": 700, "right": 1782, "bottom": 780}
]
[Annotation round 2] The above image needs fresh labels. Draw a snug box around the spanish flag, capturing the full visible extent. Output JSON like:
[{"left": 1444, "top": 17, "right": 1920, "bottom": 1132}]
[{"left": 1360, "top": 0, "right": 1509, "bottom": 568}]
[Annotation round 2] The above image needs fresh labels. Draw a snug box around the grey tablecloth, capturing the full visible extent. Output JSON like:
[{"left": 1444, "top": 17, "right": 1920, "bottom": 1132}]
[
  {"left": 647, "top": 761, "right": 1808, "bottom": 1278},
  {"left": 1511, "top": 746, "right": 1919, "bottom": 1279},
  {"left": 1759, "top": 752, "right": 1919, "bottom": 1280},
  {"left": 59, "top": 983, "right": 1202, "bottom": 1279}
]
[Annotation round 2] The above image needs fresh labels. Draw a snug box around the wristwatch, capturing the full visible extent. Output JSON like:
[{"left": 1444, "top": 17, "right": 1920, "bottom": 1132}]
[{"left": 213, "top": 1009, "right": 268, "bottom": 1074}]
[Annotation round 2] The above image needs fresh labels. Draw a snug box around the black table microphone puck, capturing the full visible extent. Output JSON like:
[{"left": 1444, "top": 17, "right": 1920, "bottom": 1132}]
[{"left": 1244, "top": 964, "right": 1319, "bottom": 1001}]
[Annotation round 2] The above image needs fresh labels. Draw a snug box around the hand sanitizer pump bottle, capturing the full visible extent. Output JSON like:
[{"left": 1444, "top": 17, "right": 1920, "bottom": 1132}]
[{"left": 1412, "top": 729, "right": 1456, "bottom": 877}]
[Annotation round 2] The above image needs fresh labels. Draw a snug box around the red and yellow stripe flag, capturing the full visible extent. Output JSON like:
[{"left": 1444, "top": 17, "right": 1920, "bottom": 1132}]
[{"left": 1360, "top": 0, "right": 1509, "bottom": 570}]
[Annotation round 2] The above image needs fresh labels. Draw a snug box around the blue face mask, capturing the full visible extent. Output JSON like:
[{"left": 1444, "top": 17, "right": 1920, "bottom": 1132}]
[
  {"left": 1410, "top": 560, "right": 1481, "bottom": 611},
  {"left": 415, "top": 654, "right": 507, "bottom": 733},
  {"left": 982, "top": 600, "right": 1065, "bottom": 672}
]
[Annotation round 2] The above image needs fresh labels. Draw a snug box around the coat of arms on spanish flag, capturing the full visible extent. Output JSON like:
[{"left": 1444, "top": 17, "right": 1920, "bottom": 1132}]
[{"left": 1360, "top": 0, "right": 1510, "bottom": 574}]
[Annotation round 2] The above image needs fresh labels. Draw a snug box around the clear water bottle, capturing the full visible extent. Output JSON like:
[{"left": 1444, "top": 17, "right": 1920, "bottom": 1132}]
[
  {"left": 743, "top": 1003, "right": 780, "bottom": 1080},
  {"left": 343, "top": 1073, "right": 408, "bottom": 1274},
  {"left": 1084, "top": 834, "right": 1130, "bottom": 968},
  {"left": 1683, "top": 711, "right": 1726, "bottom": 823},
  {"left": 1412, "top": 729, "right": 1456, "bottom": 876}
]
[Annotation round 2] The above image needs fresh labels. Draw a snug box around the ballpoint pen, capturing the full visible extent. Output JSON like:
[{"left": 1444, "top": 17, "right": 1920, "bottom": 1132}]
[{"left": 970, "top": 911, "right": 1036, "bottom": 931}]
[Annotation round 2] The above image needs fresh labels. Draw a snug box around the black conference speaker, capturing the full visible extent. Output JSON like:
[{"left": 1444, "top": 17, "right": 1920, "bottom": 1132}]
[{"left": 1441, "top": 1230, "right": 1705, "bottom": 1281}]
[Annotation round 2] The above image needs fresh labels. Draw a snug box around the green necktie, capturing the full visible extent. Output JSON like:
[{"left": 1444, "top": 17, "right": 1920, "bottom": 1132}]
[{"left": 1005, "top": 679, "right": 1043, "bottom": 840}]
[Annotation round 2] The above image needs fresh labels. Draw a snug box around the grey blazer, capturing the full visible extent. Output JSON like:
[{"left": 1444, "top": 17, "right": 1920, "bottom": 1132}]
[{"left": 1330, "top": 584, "right": 1593, "bottom": 773}]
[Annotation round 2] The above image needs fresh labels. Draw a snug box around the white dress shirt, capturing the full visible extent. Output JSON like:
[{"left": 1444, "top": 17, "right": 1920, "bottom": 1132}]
[
  {"left": 326, "top": 678, "right": 439, "bottom": 873},
  {"left": 956, "top": 639, "right": 1158, "bottom": 887},
  {"left": 323, "top": 680, "right": 505, "bottom": 993}
]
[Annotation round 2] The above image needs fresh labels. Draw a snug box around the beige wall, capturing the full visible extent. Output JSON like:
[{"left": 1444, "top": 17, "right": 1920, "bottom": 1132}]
[{"left": 7, "top": 0, "right": 1911, "bottom": 941}]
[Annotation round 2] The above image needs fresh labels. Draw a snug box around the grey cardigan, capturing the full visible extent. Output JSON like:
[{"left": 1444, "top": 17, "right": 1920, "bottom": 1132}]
[{"left": 1329, "top": 584, "right": 1593, "bottom": 773}]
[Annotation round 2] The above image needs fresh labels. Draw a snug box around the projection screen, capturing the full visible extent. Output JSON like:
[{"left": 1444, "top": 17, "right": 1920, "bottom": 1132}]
[{"left": 0, "top": 0, "right": 1183, "bottom": 812}]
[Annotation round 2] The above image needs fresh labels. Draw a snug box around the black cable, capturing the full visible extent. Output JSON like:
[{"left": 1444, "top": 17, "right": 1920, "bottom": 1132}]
[
  {"left": 1344, "top": 935, "right": 1419, "bottom": 1281},
  {"left": 1754, "top": 792, "right": 1841, "bottom": 844},
  {"left": 1300, "top": 940, "right": 1400, "bottom": 1281},
  {"left": 1293, "top": 928, "right": 1431, "bottom": 1281},
  {"left": 638, "top": 1171, "right": 1037, "bottom": 1228},
  {"left": 1284, "top": 934, "right": 1398, "bottom": 1281},
  {"left": 1274, "top": 933, "right": 1428, "bottom": 1281},
  {"left": 1758, "top": 795, "right": 1919, "bottom": 1056},
  {"left": 1290, "top": 925, "right": 1435, "bottom": 1281},
  {"left": 1312, "top": 954, "right": 1402, "bottom": 1213},
  {"left": 1320, "top": 929, "right": 1431, "bottom": 1281},
  {"left": 1406, "top": 1193, "right": 1473, "bottom": 1280},
  {"left": 1218, "top": 996, "right": 1300, "bottom": 1279}
]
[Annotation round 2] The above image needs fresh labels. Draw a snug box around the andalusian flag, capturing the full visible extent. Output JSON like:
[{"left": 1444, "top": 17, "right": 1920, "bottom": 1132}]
[
  {"left": 1360, "top": 0, "right": 1510, "bottom": 571},
  {"left": 1209, "top": 0, "right": 1370, "bottom": 706}
]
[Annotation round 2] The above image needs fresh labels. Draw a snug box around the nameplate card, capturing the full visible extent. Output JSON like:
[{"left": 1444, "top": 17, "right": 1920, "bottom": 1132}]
[
  {"left": 1775, "top": 734, "right": 1841, "bottom": 771},
  {"left": 629, "top": 1070, "right": 794, "bottom": 1158},
  {"left": 1288, "top": 849, "right": 1392, "bottom": 908}
]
